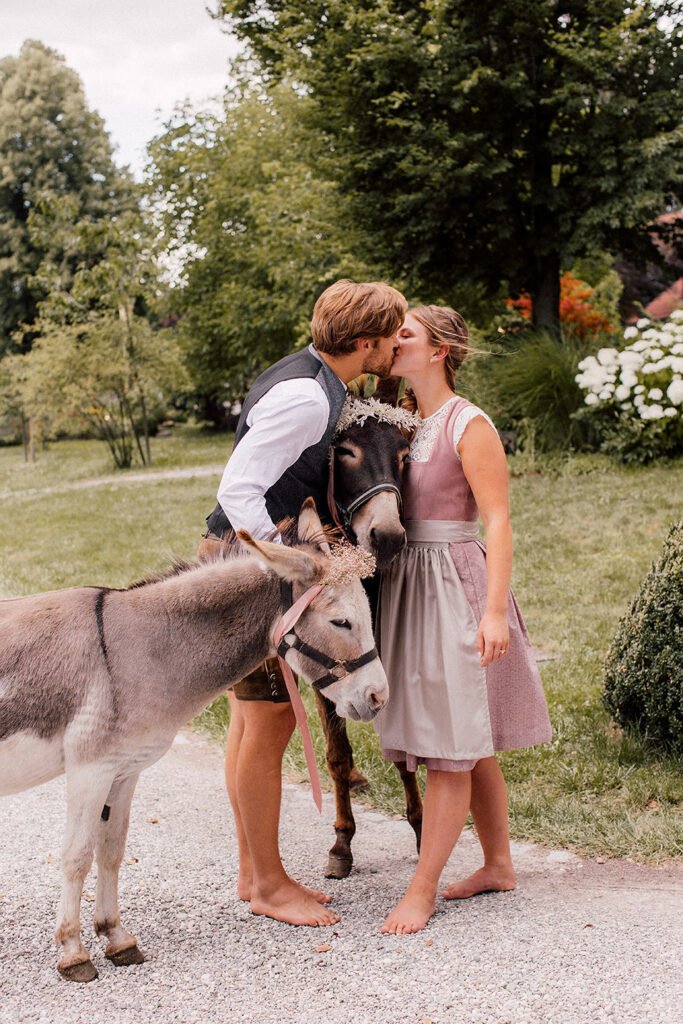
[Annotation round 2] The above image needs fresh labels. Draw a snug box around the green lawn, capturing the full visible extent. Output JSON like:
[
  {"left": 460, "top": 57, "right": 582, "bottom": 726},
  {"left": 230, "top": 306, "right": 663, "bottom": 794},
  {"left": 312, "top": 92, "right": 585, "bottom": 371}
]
[
  {"left": 1, "top": 432, "right": 681, "bottom": 861},
  {"left": 0, "top": 423, "right": 228, "bottom": 498}
]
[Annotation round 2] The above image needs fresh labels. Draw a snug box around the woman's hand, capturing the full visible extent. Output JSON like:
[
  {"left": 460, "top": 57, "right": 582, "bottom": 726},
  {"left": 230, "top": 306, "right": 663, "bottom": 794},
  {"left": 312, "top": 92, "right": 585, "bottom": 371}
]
[{"left": 477, "top": 611, "right": 510, "bottom": 667}]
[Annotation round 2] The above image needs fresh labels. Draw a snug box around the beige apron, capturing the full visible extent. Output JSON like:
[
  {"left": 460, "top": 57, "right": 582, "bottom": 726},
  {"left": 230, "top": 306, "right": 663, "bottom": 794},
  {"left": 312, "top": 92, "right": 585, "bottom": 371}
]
[{"left": 376, "top": 520, "right": 495, "bottom": 762}]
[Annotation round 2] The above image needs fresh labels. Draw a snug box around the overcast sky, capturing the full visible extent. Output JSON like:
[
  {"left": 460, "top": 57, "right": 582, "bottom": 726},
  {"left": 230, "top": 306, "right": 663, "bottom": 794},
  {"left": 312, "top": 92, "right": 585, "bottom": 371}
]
[{"left": 3, "top": 0, "right": 241, "bottom": 178}]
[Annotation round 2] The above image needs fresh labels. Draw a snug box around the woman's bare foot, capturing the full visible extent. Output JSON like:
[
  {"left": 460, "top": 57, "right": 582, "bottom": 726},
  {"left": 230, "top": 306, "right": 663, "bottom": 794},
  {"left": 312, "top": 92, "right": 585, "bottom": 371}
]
[
  {"left": 441, "top": 865, "right": 516, "bottom": 900},
  {"left": 381, "top": 884, "right": 435, "bottom": 935},
  {"left": 250, "top": 879, "right": 341, "bottom": 926},
  {"left": 238, "top": 871, "right": 331, "bottom": 905}
]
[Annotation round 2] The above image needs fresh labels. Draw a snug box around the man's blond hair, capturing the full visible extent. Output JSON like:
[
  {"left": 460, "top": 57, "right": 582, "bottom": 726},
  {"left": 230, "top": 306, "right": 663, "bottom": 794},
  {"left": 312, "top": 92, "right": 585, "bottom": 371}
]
[{"left": 311, "top": 280, "right": 407, "bottom": 356}]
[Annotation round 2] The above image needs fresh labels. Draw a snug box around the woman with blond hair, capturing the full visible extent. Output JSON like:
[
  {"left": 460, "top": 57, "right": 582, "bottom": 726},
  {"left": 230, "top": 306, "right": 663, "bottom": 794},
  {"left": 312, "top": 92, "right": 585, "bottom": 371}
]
[{"left": 376, "top": 305, "right": 551, "bottom": 934}]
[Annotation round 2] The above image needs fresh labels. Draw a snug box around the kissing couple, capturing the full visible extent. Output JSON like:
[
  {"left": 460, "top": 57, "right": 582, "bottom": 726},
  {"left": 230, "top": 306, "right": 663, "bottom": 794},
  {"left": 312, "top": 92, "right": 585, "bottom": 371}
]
[{"left": 200, "top": 279, "right": 551, "bottom": 935}]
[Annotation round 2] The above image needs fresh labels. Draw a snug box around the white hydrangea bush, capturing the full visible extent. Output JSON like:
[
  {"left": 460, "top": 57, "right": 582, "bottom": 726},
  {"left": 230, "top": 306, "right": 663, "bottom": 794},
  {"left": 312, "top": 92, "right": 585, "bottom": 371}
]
[{"left": 574, "top": 312, "right": 683, "bottom": 462}]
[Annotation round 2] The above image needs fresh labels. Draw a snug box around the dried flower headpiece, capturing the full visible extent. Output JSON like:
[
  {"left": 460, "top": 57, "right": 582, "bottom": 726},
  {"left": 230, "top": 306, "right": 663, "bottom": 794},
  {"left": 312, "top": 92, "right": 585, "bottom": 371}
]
[
  {"left": 322, "top": 540, "right": 377, "bottom": 586},
  {"left": 335, "top": 396, "right": 421, "bottom": 436}
]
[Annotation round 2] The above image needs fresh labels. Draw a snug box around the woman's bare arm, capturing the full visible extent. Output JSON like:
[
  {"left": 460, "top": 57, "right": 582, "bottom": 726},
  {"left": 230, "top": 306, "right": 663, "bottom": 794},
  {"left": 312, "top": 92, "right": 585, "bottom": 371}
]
[{"left": 458, "top": 417, "right": 511, "bottom": 667}]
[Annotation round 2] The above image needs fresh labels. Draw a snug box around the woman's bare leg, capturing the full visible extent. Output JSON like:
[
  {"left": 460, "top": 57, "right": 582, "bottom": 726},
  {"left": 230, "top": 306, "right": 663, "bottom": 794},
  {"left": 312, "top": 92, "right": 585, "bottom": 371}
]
[
  {"left": 382, "top": 769, "right": 471, "bottom": 934},
  {"left": 441, "top": 756, "right": 516, "bottom": 899}
]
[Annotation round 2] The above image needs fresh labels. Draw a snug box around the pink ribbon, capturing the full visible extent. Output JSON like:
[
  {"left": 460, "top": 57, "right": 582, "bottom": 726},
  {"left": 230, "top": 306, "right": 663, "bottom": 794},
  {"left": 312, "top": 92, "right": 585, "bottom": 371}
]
[{"left": 272, "top": 583, "right": 325, "bottom": 814}]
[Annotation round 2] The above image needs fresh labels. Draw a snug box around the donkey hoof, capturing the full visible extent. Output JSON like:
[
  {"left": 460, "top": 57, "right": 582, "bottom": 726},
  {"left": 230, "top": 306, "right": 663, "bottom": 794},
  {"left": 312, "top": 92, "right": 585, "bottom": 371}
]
[
  {"left": 325, "top": 855, "right": 353, "bottom": 880},
  {"left": 348, "top": 768, "right": 369, "bottom": 791},
  {"left": 106, "top": 944, "right": 145, "bottom": 967},
  {"left": 58, "top": 959, "right": 98, "bottom": 983}
]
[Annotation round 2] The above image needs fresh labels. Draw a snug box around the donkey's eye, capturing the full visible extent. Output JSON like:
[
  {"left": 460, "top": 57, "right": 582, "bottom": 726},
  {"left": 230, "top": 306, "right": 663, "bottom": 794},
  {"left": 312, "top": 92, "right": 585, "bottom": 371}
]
[
  {"left": 335, "top": 446, "right": 356, "bottom": 459},
  {"left": 331, "top": 618, "right": 352, "bottom": 630}
]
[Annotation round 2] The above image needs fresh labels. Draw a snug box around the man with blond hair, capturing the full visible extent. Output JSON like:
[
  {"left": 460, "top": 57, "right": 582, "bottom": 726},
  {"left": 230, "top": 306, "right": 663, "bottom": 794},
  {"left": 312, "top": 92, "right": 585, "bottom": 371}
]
[{"left": 200, "top": 279, "right": 407, "bottom": 927}]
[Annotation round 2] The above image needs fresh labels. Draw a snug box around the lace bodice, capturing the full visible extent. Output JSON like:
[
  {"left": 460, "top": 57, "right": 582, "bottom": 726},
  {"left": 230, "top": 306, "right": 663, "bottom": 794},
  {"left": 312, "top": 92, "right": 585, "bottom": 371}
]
[{"left": 409, "top": 397, "right": 496, "bottom": 462}]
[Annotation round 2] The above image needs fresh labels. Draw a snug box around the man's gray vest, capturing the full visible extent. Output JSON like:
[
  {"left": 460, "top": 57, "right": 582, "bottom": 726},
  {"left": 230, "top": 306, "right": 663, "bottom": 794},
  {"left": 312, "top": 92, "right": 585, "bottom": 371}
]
[{"left": 206, "top": 347, "right": 347, "bottom": 537}]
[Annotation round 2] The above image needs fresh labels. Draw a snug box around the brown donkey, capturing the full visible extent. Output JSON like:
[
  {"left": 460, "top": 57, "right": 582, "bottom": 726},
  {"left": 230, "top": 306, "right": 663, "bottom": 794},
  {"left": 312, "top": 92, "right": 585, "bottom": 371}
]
[
  {"left": 0, "top": 502, "right": 387, "bottom": 982},
  {"left": 320, "top": 396, "right": 424, "bottom": 878}
]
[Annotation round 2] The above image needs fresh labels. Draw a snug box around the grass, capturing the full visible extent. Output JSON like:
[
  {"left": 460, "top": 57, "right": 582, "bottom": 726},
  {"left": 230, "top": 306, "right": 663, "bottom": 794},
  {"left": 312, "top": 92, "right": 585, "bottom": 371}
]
[
  {"left": 1, "top": 432, "right": 682, "bottom": 861},
  {"left": 0, "top": 425, "right": 231, "bottom": 594},
  {"left": 0, "top": 422, "right": 228, "bottom": 497}
]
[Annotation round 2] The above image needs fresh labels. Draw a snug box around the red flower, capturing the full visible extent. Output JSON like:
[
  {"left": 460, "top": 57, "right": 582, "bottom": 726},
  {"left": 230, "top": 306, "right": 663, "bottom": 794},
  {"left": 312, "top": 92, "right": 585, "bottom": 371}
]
[{"left": 507, "top": 272, "right": 614, "bottom": 338}]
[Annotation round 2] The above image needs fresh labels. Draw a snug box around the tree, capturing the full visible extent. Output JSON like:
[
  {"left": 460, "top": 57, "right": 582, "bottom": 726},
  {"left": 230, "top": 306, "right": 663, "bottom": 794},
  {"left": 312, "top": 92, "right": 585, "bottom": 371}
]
[
  {"left": 0, "top": 351, "right": 40, "bottom": 460},
  {"left": 17, "top": 197, "right": 188, "bottom": 467},
  {"left": 146, "top": 81, "right": 377, "bottom": 420},
  {"left": 22, "top": 316, "right": 187, "bottom": 469},
  {"left": 0, "top": 40, "right": 133, "bottom": 355},
  {"left": 215, "top": 0, "right": 683, "bottom": 331}
]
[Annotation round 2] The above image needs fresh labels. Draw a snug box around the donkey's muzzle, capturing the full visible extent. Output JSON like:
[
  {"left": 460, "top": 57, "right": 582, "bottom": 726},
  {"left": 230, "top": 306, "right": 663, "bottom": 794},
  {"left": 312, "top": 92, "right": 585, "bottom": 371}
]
[
  {"left": 369, "top": 524, "right": 406, "bottom": 570},
  {"left": 348, "top": 684, "right": 388, "bottom": 722}
]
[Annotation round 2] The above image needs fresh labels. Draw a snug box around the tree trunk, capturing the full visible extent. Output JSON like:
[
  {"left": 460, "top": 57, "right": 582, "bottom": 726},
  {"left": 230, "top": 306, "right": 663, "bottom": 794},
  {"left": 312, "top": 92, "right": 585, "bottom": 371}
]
[
  {"left": 118, "top": 298, "right": 151, "bottom": 466},
  {"left": 532, "top": 252, "right": 561, "bottom": 335},
  {"left": 28, "top": 415, "right": 36, "bottom": 464},
  {"left": 139, "top": 389, "right": 151, "bottom": 465},
  {"left": 21, "top": 413, "right": 30, "bottom": 463},
  {"left": 22, "top": 414, "right": 37, "bottom": 463}
]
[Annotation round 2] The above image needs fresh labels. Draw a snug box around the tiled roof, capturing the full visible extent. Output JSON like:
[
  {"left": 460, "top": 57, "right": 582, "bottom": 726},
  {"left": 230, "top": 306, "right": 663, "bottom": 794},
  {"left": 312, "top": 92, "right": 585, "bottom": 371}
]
[{"left": 645, "top": 278, "right": 683, "bottom": 320}]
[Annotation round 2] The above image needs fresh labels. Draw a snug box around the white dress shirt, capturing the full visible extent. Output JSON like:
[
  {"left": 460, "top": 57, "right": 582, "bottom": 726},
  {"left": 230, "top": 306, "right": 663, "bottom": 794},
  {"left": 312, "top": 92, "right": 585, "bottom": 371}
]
[{"left": 216, "top": 374, "right": 335, "bottom": 541}]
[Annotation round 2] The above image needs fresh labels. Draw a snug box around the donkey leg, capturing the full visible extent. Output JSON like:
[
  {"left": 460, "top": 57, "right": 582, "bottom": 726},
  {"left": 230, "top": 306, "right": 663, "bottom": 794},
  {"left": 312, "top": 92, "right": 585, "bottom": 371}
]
[
  {"left": 395, "top": 761, "right": 423, "bottom": 853},
  {"left": 56, "top": 766, "right": 115, "bottom": 982},
  {"left": 94, "top": 773, "right": 145, "bottom": 967},
  {"left": 315, "top": 693, "right": 356, "bottom": 879}
]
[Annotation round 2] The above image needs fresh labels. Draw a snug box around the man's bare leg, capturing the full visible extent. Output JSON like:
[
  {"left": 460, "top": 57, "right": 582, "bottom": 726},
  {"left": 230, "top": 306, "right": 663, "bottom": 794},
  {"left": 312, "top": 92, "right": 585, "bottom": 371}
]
[
  {"left": 224, "top": 694, "right": 253, "bottom": 899},
  {"left": 441, "top": 756, "right": 516, "bottom": 900},
  {"left": 224, "top": 694, "right": 331, "bottom": 906},
  {"left": 236, "top": 700, "right": 340, "bottom": 926},
  {"left": 382, "top": 769, "right": 471, "bottom": 935}
]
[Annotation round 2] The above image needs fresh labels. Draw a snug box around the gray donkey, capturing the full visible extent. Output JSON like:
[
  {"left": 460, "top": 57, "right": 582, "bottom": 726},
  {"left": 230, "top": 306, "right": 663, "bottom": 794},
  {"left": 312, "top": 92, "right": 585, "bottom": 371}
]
[{"left": 0, "top": 502, "right": 387, "bottom": 982}]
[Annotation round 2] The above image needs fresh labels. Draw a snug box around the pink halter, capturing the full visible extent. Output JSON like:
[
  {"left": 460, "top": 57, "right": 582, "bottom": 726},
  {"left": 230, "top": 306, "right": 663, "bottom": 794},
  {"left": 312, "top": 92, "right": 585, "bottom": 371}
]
[{"left": 272, "top": 584, "right": 326, "bottom": 813}]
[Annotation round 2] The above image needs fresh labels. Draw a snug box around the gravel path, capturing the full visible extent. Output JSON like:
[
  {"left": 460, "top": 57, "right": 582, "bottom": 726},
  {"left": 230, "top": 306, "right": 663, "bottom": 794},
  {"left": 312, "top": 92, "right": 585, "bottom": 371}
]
[
  {"left": 1, "top": 730, "right": 681, "bottom": 1024},
  {"left": 0, "top": 464, "right": 224, "bottom": 503}
]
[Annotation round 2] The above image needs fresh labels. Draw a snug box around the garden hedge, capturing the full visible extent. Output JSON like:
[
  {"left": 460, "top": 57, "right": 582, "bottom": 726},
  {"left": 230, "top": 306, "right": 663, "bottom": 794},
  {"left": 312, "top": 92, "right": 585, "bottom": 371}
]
[{"left": 603, "top": 521, "right": 683, "bottom": 753}]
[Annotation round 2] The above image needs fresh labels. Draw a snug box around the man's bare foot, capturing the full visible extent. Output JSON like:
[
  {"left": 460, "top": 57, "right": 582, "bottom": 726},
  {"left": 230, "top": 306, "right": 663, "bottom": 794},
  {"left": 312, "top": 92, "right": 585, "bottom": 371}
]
[
  {"left": 381, "top": 887, "right": 435, "bottom": 935},
  {"left": 237, "top": 869, "right": 253, "bottom": 903},
  {"left": 250, "top": 879, "right": 341, "bottom": 926},
  {"left": 238, "top": 872, "right": 331, "bottom": 905},
  {"left": 441, "top": 865, "right": 516, "bottom": 900}
]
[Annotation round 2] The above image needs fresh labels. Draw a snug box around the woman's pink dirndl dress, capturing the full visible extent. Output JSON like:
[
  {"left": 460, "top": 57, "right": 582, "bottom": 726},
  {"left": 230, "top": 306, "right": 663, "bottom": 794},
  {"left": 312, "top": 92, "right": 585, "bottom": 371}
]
[{"left": 375, "top": 396, "right": 552, "bottom": 771}]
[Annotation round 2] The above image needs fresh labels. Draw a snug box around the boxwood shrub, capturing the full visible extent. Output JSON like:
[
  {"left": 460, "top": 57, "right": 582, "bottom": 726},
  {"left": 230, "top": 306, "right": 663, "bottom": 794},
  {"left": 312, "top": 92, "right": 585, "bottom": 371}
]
[{"left": 603, "top": 521, "right": 683, "bottom": 753}]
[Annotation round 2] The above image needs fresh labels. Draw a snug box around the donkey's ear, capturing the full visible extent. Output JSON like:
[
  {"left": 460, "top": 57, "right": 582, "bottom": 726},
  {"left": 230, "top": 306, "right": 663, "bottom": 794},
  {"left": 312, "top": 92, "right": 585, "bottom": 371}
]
[
  {"left": 372, "top": 376, "right": 401, "bottom": 406},
  {"left": 236, "top": 530, "right": 323, "bottom": 585},
  {"left": 296, "top": 498, "right": 331, "bottom": 554}
]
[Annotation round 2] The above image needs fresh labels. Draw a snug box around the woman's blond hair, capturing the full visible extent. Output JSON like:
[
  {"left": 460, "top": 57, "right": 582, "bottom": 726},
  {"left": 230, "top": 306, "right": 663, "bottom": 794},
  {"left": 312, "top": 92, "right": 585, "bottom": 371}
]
[
  {"left": 401, "top": 305, "right": 470, "bottom": 413},
  {"left": 311, "top": 279, "right": 407, "bottom": 356}
]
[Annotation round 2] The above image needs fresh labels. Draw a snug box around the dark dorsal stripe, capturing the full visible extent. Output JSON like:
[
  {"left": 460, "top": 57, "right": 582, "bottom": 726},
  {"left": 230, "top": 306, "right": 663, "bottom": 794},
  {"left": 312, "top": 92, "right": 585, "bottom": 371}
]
[{"left": 95, "top": 588, "right": 112, "bottom": 673}]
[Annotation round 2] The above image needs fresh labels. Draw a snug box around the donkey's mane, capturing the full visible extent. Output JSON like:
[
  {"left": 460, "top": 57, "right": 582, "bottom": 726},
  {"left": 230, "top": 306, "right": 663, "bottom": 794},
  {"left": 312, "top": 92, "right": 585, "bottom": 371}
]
[
  {"left": 126, "top": 517, "right": 341, "bottom": 591},
  {"left": 202, "top": 517, "right": 341, "bottom": 552},
  {"left": 127, "top": 559, "right": 198, "bottom": 590}
]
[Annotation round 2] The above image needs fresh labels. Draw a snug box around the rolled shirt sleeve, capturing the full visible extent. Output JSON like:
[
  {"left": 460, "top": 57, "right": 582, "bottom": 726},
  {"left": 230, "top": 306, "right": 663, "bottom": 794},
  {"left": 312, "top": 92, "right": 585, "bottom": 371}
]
[{"left": 216, "top": 377, "right": 330, "bottom": 542}]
